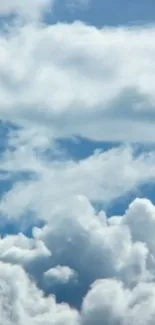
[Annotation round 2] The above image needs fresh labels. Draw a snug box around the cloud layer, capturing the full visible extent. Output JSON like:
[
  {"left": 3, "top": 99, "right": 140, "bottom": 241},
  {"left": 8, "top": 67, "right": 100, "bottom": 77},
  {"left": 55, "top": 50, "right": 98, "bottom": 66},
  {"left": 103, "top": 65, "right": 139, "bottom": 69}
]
[
  {"left": 0, "top": 22, "right": 155, "bottom": 141},
  {"left": 1, "top": 1, "right": 155, "bottom": 324}
]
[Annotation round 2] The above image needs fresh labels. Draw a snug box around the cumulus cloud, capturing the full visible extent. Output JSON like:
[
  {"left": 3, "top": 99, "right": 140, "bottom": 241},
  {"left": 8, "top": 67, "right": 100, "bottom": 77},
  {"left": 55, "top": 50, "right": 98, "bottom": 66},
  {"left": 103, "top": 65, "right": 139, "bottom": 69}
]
[
  {"left": 1, "top": 23, "right": 155, "bottom": 141},
  {"left": 0, "top": 197, "right": 155, "bottom": 323},
  {"left": 0, "top": 261, "right": 80, "bottom": 325},
  {"left": 44, "top": 265, "right": 77, "bottom": 284},
  {"left": 82, "top": 279, "right": 129, "bottom": 325},
  {"left": 82, "top": 279, "right": 155, "bottom": 325},
  {"left": 32, "top": 196, "right": 155, "bottom": 293}
]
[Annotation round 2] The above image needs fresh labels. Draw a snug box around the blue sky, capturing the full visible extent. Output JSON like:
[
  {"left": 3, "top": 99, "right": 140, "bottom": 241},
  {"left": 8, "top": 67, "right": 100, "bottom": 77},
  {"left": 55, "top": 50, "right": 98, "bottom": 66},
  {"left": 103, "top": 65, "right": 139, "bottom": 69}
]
[
  {"left": 1, "top": 1, "right": 155, "bottom": 324},
  {"left": 49, "top": 0, "right": 155, "bottom": 27}
]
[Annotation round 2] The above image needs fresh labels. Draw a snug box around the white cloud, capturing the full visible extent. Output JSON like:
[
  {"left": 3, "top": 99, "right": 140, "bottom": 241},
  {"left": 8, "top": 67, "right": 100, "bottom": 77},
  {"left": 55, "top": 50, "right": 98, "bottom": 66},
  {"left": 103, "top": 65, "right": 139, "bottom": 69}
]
[
  {"left": 0, "top": 195, "right": 155, "bottom": 323},
  {"left": 44, "top": 265, "right": 77, "bottom": 284},
  {"left": 0, "top": 233, "right": 51, "bottom": 266},
  {"left": 0, "top": 261, "right": 80, "bottom": 325},
  {"left": 1, "top": 23, "right": 155, "bottom": 141},
  {"left": 82, "top": 279, "right": 155, "bottom": 325},
  {"left": 123, "top": 198, "right": 155, "bottom": 253},
  {"left": 1, "top": 144, "right": 155, "bottom": 222},
  {"left": 0, "top": 197, "right": 155, "bottom": 324},
  {"left": 1, "top": 7, "right": 155, "bottom": 324},
  {"left": 82, "top": 279, "right": 129, "bottom": 325},
  {"left": 1, "top": 253, "right": 155, "bottom": 325}
]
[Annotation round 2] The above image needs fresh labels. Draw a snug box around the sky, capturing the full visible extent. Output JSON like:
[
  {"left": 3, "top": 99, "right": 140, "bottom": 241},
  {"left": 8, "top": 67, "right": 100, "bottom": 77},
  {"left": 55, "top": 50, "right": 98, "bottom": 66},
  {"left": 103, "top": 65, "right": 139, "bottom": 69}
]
[{"left": 1, "top": 0, "right": 155, "bottom": 324}]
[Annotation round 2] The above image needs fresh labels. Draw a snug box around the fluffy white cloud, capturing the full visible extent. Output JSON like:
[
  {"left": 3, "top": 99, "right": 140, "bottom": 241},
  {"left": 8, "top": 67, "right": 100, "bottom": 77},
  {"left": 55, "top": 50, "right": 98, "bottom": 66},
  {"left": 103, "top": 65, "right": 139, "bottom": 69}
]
[
  {"left": 32, "top": 197, "right": 155, "bottom": 288},
  {"left": 0, "top": 23, "right": 155, "bottom": 141},
  {"left": 82, "top": 279, "right": 155, "bottom": 325},
  {"left": 35, "top": 197, "right": 155, "bottom": 324},
  {"left": 0, "top": 261, "right": 80, "bottom": 325},
  {"left": 82, "top": 279, "right": 129, "bottom": 325},
  {"left": 44, "top": 265, "right": 77, "bottom": 284},
  {"left": 123, "top": 198, "right": 155, "bottom": 250},
  {"left": 0, "top": 197, "right": 155, "bottom": 323}
]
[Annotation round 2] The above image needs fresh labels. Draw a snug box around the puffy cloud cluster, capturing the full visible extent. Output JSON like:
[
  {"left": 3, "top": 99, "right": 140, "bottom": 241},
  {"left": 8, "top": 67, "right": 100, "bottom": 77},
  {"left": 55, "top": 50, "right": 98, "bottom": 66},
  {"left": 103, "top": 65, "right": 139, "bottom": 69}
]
[
  {"left": 1, "top": 196, "right": 155, "bottom": 324},
  {"left": 82, "top": 279, "right": 155, "bottom": 325},
  {"left": 0, "top": 261, "right": 80, "bottom": 325}
]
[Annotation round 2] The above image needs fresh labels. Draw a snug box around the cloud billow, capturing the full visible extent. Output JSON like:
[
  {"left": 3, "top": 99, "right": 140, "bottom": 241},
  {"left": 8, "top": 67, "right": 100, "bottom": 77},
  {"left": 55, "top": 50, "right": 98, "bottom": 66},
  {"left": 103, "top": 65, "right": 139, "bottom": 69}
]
[{"left": 1, "top": 196, "right": 155, "bottom": 324}]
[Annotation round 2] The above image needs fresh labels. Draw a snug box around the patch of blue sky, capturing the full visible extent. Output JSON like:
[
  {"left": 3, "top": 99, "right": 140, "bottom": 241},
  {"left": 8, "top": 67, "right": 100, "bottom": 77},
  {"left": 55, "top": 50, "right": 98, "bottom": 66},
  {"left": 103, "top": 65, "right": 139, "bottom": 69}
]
[
  {"left": 0, "top": 212, "right": 45, "bottom": 238},
  {"left": 0, "top": 13, "right": 19, "bottom": 35},
  {"left": 46, "top": 0, "right": 155, "bottom": 27},
  {"left": 56, "top": 136, "right": 155, "bottom": 161},
  {"left": 44, "top": 274, "right": 90, "bottom": 309},
  {"left": 0, "top": 120, "right": 18, "bottom": 154},
  {"left": 105, "top": 182, "right": 155, "bottom": 217},
  {"left": 0, "top": 120, "right": 38, "bottom": 199},
  {"left": 56, "top": 136, "right": 121, "bottom": 160},
  {"left": 0, "top": 171, "right": 38, "bottom": 197}
]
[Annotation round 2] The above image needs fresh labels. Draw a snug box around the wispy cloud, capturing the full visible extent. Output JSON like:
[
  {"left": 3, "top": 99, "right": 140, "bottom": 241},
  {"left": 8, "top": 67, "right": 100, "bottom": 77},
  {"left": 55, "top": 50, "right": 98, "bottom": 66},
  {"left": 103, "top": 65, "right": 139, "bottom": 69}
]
[{"left": 0, "top": 0, "right": 54, "bottom": 21}]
